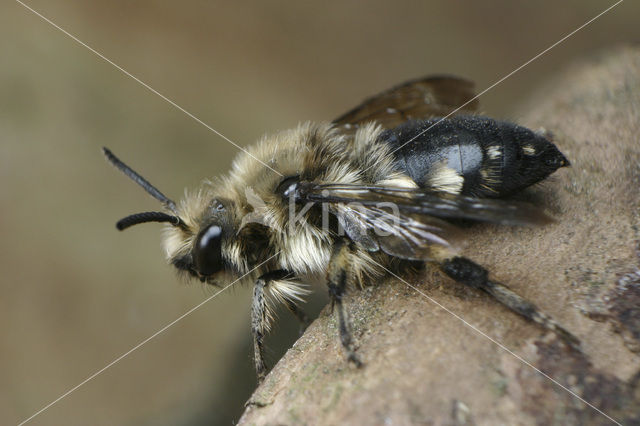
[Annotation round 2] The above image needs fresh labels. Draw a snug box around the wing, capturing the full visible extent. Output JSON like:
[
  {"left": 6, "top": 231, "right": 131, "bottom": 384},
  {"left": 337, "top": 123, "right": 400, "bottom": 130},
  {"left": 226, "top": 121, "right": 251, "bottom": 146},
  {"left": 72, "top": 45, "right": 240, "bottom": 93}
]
[
  {"left": 333, "top": 75, "right": 479, "bottom": 131},
  {"left": 332, "top": 201, "right": 463, "bottom": 260},
  {"left": 295, "top": 182, "right": 552, "bottom": 260},
  {"left": 302, "top": 183, "right": 552, "bottom": 225}
]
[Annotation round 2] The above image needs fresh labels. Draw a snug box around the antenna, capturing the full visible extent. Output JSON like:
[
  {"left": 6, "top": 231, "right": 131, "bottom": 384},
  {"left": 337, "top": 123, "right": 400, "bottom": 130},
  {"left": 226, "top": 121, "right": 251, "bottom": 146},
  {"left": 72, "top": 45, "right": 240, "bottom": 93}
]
[
  {"left": 116, "top": 211, "right": 186, "bottom": 231},
  {"left": 102, "top": 147, "right": 178, "bottom": 214}
]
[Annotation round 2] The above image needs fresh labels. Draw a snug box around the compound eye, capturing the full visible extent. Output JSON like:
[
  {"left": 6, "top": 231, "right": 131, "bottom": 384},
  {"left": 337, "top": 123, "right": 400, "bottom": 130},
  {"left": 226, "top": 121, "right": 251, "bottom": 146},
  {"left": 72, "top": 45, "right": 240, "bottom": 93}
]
[
  {"left": 193, "top": 224, "right": 223, "bottom": 276},
  {"left": 276, "top": 175, "right": 300, "bottom": 199}
]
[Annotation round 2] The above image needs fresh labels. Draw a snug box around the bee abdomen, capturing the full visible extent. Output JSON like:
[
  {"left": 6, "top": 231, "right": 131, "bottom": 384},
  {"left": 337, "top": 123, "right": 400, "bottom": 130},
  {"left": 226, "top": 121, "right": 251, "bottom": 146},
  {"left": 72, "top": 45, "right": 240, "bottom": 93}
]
[{"left": 380, "top": 116, "right": 569, "bottom": 197}]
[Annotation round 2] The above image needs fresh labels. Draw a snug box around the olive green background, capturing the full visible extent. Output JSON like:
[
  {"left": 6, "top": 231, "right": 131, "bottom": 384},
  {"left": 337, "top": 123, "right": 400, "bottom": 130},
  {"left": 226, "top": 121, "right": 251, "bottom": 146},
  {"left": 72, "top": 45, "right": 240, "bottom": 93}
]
[{"left": 2, "top": 1, "right": 638, "bottom": 424}]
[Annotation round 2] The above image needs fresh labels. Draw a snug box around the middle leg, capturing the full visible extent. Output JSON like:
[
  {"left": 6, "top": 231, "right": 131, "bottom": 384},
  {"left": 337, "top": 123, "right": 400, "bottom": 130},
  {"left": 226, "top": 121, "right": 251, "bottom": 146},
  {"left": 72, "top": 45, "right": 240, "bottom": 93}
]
[{"left": 326, "top": 238, "right": 362, "bottom": 367}]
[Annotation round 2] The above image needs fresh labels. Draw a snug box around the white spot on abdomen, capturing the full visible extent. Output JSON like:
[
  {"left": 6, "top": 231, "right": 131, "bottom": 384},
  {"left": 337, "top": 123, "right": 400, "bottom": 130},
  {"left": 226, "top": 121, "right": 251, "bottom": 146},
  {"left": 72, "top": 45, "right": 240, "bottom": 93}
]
[
  {"left": 426, "top": 164, "right": 464, "bottom": 194},
  {"left": 487, "top": 146, "right": 502, "bottom": 160}
]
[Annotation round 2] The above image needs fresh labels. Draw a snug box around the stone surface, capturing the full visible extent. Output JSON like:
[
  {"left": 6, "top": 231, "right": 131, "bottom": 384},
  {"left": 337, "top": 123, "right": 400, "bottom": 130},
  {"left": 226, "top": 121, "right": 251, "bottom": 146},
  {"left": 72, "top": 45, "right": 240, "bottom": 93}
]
[{"left": 239, "top": 46, "right": 640, "bottom": 426}]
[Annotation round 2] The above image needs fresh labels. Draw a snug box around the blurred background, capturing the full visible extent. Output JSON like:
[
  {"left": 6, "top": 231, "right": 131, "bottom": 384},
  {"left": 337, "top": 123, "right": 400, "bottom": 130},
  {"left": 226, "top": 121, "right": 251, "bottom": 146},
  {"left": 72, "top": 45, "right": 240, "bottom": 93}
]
[{"left": 2, "top": 1, "right": 638, "bottom": 424}]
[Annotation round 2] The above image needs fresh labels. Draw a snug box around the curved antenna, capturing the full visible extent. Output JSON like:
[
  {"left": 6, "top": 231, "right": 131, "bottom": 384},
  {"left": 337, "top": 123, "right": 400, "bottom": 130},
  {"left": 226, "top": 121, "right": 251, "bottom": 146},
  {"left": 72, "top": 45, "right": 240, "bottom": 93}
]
[
  {"left": 116, "top": 211, "right": 187, "bottom": 231},
  {"left": 102, "top": 147, "right": 179, "bottom": 215}
]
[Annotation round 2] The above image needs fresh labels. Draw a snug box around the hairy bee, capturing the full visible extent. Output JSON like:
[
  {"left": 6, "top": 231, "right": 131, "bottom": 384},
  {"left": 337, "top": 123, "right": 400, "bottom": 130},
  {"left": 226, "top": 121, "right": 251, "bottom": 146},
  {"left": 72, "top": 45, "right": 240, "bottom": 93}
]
[{"left": 104, "top": 75, "right": 577, "bottom": 383}]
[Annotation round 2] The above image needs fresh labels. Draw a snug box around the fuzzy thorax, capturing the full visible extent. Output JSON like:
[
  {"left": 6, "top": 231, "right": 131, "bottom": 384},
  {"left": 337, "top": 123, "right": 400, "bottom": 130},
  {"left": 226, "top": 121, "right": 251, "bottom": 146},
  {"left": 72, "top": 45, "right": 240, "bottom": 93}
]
[{"left": 162, "top": 122, "right": 412, "bottom": 289}]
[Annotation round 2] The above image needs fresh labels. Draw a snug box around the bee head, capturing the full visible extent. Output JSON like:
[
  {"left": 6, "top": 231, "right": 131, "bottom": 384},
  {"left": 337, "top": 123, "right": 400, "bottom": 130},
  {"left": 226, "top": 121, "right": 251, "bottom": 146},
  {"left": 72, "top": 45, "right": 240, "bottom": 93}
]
[{"left": 103, "top": 148, "right": 216, "bottom": 279}]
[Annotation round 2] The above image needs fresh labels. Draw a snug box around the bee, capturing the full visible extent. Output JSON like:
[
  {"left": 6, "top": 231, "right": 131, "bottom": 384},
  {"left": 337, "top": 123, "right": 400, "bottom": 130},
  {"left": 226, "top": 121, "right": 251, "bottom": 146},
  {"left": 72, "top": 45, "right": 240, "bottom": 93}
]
[{"left": 104, "top": 75, "right": 578, "bottom": 383}]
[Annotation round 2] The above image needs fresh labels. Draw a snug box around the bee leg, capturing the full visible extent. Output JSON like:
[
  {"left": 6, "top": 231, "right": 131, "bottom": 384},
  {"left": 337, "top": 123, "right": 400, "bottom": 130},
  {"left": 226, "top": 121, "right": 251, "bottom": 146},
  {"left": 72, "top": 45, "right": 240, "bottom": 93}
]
[
  {"left": 283, "top": 299, "right": 311, "bottom": 335},
  {"left": 327, "top": 239, "right": 363, "bottom": 367},
  {"left": 249, "top": 270, "right": 287, "bottom": 382},
  {"left": 251, "top": 275, "right": 270, "bottom": 383},
  {"left": 440, "top": 256, "right": 581, "bottom": 350}
]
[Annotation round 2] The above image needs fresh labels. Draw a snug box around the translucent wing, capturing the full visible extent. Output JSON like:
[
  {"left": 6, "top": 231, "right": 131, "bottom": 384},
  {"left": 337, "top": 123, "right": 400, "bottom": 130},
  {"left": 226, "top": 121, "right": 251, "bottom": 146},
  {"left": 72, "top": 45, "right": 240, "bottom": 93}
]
[
  {"left": 332, "top": 201, "right": 462, "bottom": 260},
  {"left": 294, "top": 182, "right": 551, "bottom": 260},
  {"left": 300, "top": 183, "right": 552, "bottom": 225},
  {"left": 333, "top": 75, "right": 479, "bottom": 131}
]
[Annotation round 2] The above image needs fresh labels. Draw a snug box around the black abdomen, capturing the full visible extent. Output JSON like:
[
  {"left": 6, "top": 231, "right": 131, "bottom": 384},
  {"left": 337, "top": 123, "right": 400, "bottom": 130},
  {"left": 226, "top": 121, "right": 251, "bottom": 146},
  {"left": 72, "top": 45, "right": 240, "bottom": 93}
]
[{"left": 380, "top": 116, "right": 569, "bottom": 198}]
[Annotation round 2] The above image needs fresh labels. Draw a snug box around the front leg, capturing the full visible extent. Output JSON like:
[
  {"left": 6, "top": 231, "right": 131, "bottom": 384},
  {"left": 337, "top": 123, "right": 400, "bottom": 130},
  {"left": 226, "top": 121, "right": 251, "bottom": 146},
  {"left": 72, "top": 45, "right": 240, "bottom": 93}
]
[
  {"left": 326, "top": 238, "right": 362, "bottom": 367},
  {"left": 251, "top": 270, "right": 309, "bottom": 382},
  {"left": 251, "top": 274, "right": 270, "bottom": 383}
]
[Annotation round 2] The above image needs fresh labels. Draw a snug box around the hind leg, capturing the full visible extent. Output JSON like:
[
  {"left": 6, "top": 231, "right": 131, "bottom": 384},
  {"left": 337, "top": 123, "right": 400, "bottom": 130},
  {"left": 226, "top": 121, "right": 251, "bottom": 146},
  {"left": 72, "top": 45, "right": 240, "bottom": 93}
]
[{"left": 440, "top": 256, "right": 580, "bottom": 349}]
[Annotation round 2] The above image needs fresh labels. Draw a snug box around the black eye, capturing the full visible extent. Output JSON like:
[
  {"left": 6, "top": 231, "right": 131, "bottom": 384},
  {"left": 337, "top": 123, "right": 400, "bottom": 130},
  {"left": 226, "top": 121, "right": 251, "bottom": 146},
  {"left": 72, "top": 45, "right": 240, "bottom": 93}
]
[
  {"left": 193, "top": 224, "right": 223, "bottom": 276},
  {"left": 276, "top": 175, "right": 300, "bottom": 199}
]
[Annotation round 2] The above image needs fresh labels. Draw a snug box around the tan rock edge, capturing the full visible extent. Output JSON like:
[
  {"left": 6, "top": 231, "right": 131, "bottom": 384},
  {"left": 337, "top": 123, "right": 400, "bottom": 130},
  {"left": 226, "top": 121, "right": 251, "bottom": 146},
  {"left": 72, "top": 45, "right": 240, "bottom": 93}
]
[{"left": 239, "top": 46, "right": 640, "bottom": 426}]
